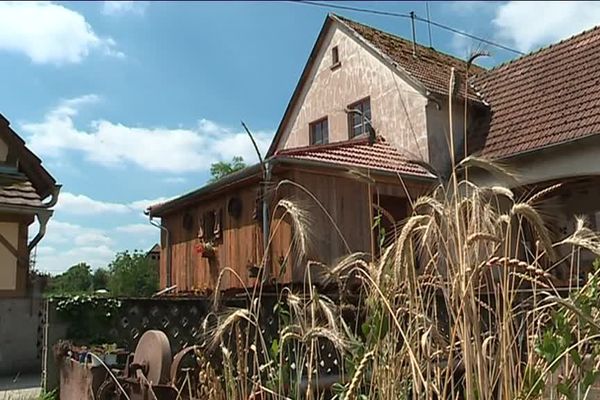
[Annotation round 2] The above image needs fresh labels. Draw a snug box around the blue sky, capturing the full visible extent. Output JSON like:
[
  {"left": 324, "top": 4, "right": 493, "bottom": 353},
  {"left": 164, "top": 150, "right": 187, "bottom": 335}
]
[{"left": 1, "top": 1, "right": 598, "bottom": 273}]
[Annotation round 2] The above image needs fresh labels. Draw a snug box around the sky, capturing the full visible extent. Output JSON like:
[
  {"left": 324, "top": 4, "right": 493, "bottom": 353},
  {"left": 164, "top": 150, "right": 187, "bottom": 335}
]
[{"left": 1, "top": 1, "right": 599, "bottom": 274}]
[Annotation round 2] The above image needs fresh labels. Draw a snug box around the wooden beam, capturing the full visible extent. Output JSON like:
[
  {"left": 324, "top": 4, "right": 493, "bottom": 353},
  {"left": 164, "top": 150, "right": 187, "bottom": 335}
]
[
  {"left": 0, "top": 230, "right": 18, "bottom": 258},
  {"left": 0, "top": 228, "right": 28, "bottom": 267}
]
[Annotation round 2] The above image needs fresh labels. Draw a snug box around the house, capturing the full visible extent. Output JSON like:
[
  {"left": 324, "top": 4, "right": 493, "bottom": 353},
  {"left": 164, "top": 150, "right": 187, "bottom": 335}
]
[
  {"left": 147, "top": 243, "right": 161, "bottom": 262},
  {"left": 469, "top": 25, "right": 600, "bottom": 278},
  {"left": 149, "top": 14, "right": 600, "bottom": 294},
  {"left": 147, "top": 14, "right": 481, "bottom": 294},
  {"left": 0, "top": 114, "right": 59, "bottom": 375},
  {"left": 0, "top": 114, "right": 59, "bottom": 298}
]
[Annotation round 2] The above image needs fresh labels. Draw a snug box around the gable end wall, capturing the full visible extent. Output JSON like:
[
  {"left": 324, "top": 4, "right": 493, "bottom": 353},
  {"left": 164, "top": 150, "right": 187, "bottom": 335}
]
[{"left": 277, "top": 23, "right": 430, "bottom": 161}]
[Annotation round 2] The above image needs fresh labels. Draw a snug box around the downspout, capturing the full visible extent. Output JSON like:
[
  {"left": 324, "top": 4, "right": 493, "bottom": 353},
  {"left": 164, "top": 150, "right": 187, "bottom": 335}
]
[
  {"left": 262, "top": 159, "right": 272, "bottom": 254},
  {"left": 260, "top": 160, "right": 272, "bottom": 283},
  {"left": 149, "top": 215, "right": 172, "bottom": 287},
  {"left": 28, "top": 185, "right": 61, "bottom": 252},
  {"left": 28, "top": 210, "right": 52, "bottom": 252},
  {"left": 241, "top": 121, "right": 272, "bottom": 280}
]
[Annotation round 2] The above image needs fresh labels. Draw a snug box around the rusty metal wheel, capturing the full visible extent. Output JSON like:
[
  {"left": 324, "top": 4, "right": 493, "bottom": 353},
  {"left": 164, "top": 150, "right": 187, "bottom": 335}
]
[
  {"left": 132, "top": 330, "right": 172, "bottom": 385},
  {"left": 96, "top": 378, "right": 125, "bottom": 400},
  {"left": 170, "top": 345, "right": 201, "bottom": 397}
]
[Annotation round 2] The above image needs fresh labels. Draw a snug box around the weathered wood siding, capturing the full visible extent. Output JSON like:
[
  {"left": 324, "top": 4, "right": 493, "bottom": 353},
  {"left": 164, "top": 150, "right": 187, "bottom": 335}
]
[
  {"left": 161, "top": 185, "right": 263, "bottom": 293},
  {"left": 160, "top": 167, "right": 425, "bottom": 293},
  {"left": 268, "top": 168, "right": 418, "bottom": 283}
]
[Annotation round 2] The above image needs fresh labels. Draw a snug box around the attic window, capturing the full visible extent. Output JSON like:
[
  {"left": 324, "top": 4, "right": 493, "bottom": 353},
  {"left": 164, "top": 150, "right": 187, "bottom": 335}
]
[
  {"left": 347, "top": 97, "right": 372, "bottom": 138},
  {"left": 331, "top": 46, "right": 341, "bottom": 69},
  {"left": 310, "top": 117, "right": 329, "bottom": 145}
]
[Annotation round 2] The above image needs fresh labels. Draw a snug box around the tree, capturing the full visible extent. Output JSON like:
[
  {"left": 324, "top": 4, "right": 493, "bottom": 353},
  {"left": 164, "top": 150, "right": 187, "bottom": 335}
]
[
  {"left": 46, "top": 263, "right": 93, "bottom": 295},
  {"left": 107, "top": 250, "right": 159, "bottom": 297},
  {"left": 209, "top": 156, "right": 246, "bottom": 182},
  {"left": 92, "top": 268, "right": 110, "bottom": 291}
]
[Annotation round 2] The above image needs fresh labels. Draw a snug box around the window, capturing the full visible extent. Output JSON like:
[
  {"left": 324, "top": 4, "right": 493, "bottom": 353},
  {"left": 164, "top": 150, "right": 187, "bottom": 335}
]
[
  {"left": 332, "top": 46, "right": 339, "bottom": 65},
  {"left": 198, "top": 209, "right": 223, "bottom": 242},
  {"left": 347, "top": 97, "right": 372, "bottom": 138},
  {"left": 310, "top": 117, "right": 329, "bottom": 145}
]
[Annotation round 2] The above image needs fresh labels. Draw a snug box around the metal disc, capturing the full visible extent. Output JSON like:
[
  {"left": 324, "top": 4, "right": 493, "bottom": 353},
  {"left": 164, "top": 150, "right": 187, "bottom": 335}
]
[{"left": 133, "top": 330, "right": 172, "bottom": 384}]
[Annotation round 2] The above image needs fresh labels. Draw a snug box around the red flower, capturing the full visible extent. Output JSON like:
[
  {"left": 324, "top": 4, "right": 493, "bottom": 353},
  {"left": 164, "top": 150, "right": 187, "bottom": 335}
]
[{"left": 195, "top": 243, "right": 204, "bottom": 254}]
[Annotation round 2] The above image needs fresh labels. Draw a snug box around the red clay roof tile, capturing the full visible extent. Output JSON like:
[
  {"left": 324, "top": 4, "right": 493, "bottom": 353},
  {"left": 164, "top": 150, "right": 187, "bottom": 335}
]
[
  {"left": 473, "top": 25, "right": 600, "bottom": 158},
  {"left": 337, "top": 15, "right": 486, "bottom": 102},
  {"left": 275, "top": 138, "right": 434, "bottom": 178}
]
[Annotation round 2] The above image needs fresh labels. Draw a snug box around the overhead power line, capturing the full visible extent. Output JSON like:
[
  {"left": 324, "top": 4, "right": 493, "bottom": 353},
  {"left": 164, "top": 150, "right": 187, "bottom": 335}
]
[{"left": 289, "top": 0, "right": 525, "bottom": 56}]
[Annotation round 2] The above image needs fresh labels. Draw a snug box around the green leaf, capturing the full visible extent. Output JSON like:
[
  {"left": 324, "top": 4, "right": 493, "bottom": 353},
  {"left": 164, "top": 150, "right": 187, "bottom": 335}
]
[
  {"left": 331, "top": 382, "right": 347, "bottom": 395},
  {"left": 270, "top": 339, "right": 280, "bottom": 358},
  {"left": 569, "top": 348, "right": 583, "bottom": 367},
  {"left": 583, "top": 369, "right": 600, "bottom": 389},
  {"left": 556, "top": 382, "right": 574, "bottom": 400}
]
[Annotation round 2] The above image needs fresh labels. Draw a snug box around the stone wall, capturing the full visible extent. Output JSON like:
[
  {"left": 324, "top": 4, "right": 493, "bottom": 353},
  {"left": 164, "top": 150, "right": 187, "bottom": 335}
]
[{"left": 0, "top": 296, "right": 45, "bottom": 375}]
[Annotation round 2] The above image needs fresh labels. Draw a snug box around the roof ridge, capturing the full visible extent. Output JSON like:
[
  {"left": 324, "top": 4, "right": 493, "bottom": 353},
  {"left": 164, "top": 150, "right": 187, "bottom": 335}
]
[
  {"left": 333, "top": 13, "right": 487, "bottom": 73},
  {"left": 488, "top": 24, "right": 600, "bottom": 72}
]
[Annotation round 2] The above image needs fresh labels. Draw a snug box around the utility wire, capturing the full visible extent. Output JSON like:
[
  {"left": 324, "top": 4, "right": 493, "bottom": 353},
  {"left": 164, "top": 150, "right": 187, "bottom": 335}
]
[
  {"left": 289, "top": 0, "right": 525, "bottom": 56},
  {"left": 425, "top": 1, "right": 433, "bottom": 48}
]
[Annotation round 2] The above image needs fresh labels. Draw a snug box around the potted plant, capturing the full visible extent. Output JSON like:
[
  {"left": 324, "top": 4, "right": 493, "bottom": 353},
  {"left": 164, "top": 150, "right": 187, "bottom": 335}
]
[{"left": 195, "top": 241, "right": 216, "bottom": 259}]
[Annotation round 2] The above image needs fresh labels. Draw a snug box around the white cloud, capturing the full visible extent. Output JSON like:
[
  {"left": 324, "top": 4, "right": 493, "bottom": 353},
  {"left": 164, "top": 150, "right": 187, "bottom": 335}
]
[
  {"left": 36, "top": 244, "right": 116, "bottom": 273},
  {"left": 0, "top": 2, "right": 122, "bottom": 65},
  {"left": 74, "top": 232, "right": 113, "bottom": 247},
  {"left": 56, "top": 192, "right": 131, "bottom": 215},
  {"left": 56, "top": 192, "right": 174, "bottom": 216},
  {"left": 102, "top": 1, "right": 148, "bottom": 16},
  {"left": 115, "top": 223, "right": 157, "bottom": 236},
  {"left": 33, "top": 217, "right": 158, "bottom": 272},
  {"left": 43, "top": 220, "right": 113, "bottom": 247},
  {"left": 33, "top": 220, "right": 116, "bottom": 271},
  {"left": 22, "top": 96, "right": 272, "bottom": 173},
  {"left": 128, "top": 197, "right": 175, "bottom": 213},
  {"left": 493, "top": 1, "right": 600, "bottom": 52}
]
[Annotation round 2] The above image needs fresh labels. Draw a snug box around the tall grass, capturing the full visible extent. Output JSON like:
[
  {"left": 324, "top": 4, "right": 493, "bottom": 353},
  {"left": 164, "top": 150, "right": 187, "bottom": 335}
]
[{"left": 192, "top": 72, "right": 600, "bottom": 400}]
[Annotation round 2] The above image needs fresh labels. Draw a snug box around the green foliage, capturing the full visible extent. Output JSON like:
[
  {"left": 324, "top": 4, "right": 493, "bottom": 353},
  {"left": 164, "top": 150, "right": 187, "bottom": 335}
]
[
  {"left": 92, "top": 268, "right": 110, "bottom": 291},
  {"left": 45, "top": 250, "right": 158, "bottom": 297},
  {"left": 55, "top": 295, "right": 121, "bottom": 344},
  {"left": 209, "top": 156, "right": 246, "bottom": 183},
  {"left": 532, "top": 259, "right": 600, "bottom": 398},
  {"left": 46, "top": 263, "right": 93, "bottom": 295},
  {"left": 107, "top": 250, "right": 159, "bottom": 297},
  {"left": 38, "top": 389, "right": 58, "bottom": 400}
]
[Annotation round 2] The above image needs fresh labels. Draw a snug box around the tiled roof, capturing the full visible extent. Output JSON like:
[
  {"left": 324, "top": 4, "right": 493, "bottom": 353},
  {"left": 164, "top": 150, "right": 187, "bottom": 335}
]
[
  {"left": 0, "top": 178, "right": 43, "bottom": 208},
  {"left": 275, "top": 137, "right": 434, "bottom": 179},
  {"left": 337, "top": 15, "right": 486, "bottom": 102},
  {"left": 472, "top": 26, "right": 600, "bottom": 159}
]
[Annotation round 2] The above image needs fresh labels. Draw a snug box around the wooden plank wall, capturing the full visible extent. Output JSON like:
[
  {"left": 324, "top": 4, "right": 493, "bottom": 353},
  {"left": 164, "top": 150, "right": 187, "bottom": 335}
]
[
  {"left": 269, "top": 168, "right": 428, "bottom": 284},
  {"left": 160, "top": 167, "right": 429, "bottom": 293},
  {"left": 161, "top": 185, "right": 263, "bottom": 293},
  {"left": 268, "top": 168, "right": 371, "bottom": 283}
]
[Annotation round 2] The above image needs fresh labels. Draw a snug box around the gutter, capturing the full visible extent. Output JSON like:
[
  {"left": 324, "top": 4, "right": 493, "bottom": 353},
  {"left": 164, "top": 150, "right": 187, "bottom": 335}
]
[
  {"left": 261, "top": 160, "right": 272, "bottom": 280},
  {"left": 27, "top": 184, "right": 61, "bottom": 252},
  {"left": 149, "top": 215, "right": 172, "bottom": 287},
  {"left": 148, "top": 164, "right": 263, "bottom": 217}
]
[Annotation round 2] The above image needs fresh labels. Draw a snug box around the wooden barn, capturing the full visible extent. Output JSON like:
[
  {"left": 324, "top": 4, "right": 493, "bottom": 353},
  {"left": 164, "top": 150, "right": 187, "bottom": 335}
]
[{"left": 148, "top": 139, "right": 433, "bottom": 294}]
